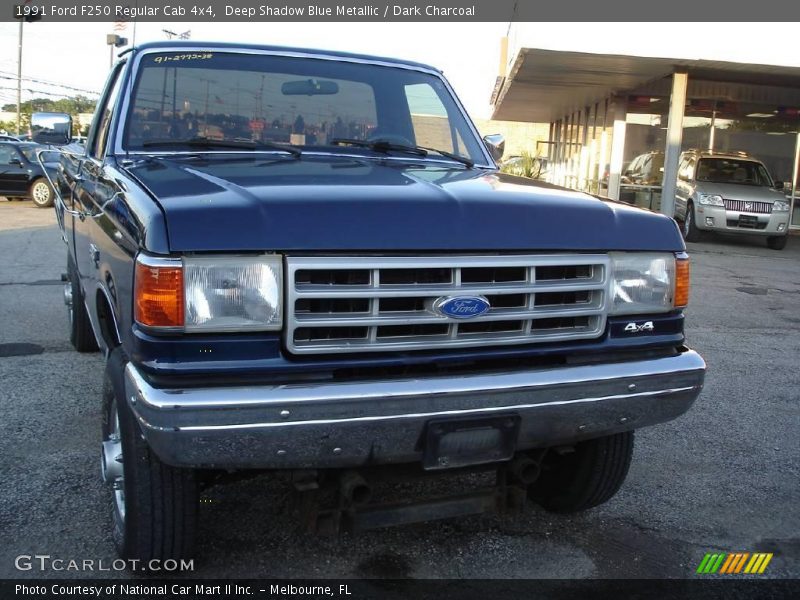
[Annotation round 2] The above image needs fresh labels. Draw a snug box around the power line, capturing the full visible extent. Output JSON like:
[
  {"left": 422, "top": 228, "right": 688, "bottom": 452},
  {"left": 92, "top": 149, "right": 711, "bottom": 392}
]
[
  {"left": 0, "top": 85, "right": 92, "bottom": 99},
  {"left": 0, "top": 71, "right": 100, "bottom": 96}
]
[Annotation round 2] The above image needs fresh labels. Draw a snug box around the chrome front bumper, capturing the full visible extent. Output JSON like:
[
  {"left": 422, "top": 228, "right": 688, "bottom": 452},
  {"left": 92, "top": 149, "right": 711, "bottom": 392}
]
[
  {"left": 696, "top": 205, "right": 789, "bottom": 235},
  {"left": 125, "top": 349, "right": 706, "bottom": 469}
]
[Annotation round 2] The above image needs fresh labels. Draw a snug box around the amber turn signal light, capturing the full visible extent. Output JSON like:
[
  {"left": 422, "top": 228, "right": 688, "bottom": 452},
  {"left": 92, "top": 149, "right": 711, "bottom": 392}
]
[
  {"left": 134, "top": 260, "right": 184, "bottom": 328},
  {"left": 674, "top": 256, "right": 690, "bottom": 308}
]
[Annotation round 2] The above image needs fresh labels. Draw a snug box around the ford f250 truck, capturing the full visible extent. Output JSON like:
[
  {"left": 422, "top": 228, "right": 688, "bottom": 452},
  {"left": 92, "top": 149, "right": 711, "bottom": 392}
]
[{"left": 49, "top": 41, "right": 705, "bottom": 561}]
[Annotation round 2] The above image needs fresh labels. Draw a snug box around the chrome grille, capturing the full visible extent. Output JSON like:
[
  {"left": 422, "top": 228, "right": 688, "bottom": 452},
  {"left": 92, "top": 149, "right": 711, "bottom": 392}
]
[
  {"left": 723, "top": 199, "right": 773, "bottom": 214},
  {"left": 286, "top": 255, "right": 610, "bottom": 354}
]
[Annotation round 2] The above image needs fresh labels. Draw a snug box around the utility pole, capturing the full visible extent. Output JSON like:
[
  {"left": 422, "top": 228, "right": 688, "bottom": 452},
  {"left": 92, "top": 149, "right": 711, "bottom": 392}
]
[
  {"left": 14, "top": 0, "right": 42, "bottom": 136},
  {"left": 16, "top": 19, "right": 23, "bottom": 136},
  {"left": 162, "top": 29, "right": 191, "bottom": 39}
]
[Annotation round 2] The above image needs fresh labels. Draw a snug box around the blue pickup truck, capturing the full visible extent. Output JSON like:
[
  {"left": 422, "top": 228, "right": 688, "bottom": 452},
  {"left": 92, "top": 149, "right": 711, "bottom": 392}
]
[{"left": 49, "top": 41, "right": 705, "bottom": 561}]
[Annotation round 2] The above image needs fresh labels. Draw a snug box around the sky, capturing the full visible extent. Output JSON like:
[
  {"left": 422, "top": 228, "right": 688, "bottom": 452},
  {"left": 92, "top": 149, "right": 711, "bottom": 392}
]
[{"left": 0, "top": 22, "right": 798, "bottom": 121}]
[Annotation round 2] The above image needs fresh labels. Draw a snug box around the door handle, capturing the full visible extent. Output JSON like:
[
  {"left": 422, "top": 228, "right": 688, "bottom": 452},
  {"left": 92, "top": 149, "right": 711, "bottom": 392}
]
[{"left": 89, "top": 243, "right": 100, "bottom": 269}]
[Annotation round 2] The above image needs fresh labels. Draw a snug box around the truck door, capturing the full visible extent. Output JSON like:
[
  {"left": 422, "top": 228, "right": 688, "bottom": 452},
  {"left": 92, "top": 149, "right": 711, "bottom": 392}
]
[{"left": 71, "top": 63, "right": 125, "bottom": 328}]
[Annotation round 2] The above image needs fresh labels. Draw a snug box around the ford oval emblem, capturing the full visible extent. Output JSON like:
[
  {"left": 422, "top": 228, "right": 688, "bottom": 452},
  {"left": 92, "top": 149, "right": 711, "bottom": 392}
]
[{"left": 434, "top": 296, "right": 491, "bottom": 319}]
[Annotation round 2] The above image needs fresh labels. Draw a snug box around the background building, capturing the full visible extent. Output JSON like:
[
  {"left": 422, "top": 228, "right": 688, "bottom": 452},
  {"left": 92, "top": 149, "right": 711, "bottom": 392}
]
[{"left": 491, "top": 25, "right": 800, "bottom": 230}]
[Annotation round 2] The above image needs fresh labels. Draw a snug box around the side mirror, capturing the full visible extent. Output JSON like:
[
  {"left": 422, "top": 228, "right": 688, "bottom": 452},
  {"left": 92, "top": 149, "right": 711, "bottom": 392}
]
[
  {"left": 774, "top": 181, "right": 785, "bottom": 190},
  {"left": 31, "top": 112, "right": 72, "bottom": 145},
  {"left": 483, "top": 133, "right": 505, "bottom": 161},
  {"left": 8, "top": 157, "right": 23, "bottom": 166}
]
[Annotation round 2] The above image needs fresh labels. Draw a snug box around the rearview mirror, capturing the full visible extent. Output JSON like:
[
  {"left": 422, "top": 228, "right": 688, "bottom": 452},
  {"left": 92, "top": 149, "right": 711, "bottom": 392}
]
[
  {"left": 483, "top": 134, "right": 505, "bottom": 161},
  {"left": 281, "top": 79, "right": 339, "bottom": 96},
  {"left": 31, "top": 112, "right": 72, "bottom": 145}
]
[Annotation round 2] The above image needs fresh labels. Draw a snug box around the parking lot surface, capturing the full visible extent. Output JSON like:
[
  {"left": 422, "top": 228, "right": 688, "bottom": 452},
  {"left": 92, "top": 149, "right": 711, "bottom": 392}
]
[{"left": 0, "top": 199, "right": 798, "bottom": 579}]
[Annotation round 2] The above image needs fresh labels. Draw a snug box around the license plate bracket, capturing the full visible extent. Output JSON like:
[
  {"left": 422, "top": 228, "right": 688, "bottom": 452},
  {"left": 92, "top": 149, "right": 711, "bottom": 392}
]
[{"left": 422, "top": 414, "right": 520, "bottom": 470}]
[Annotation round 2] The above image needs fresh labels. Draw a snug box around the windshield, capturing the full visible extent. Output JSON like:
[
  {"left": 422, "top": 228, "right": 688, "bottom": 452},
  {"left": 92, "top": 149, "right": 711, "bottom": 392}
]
[
  {"left": 124, "top": 51, "right": 486, "bottom": 164},
  {"left": 696, "top": 158, "right": 773, "bottom": 187}
]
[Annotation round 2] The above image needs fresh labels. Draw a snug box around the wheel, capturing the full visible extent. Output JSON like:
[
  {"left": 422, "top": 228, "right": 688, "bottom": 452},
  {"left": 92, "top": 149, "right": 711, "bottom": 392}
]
[
  {"left": 530, "top": 431, "right": 634, "bottom": 513},
  {"left": 66, "top": 256, "right": 99, "bottom": 352},
  {"left": 766, "top": 235, "right": 787, "bottom": 250},
  {"left": 30, "top": 178, "right": 54, "bottom": 208},
  {"left": 102, "top": 348, "right": 198, "bottom": 560},
  {"left": 681, "top": 202, "right": 703, "bottom": 242}
]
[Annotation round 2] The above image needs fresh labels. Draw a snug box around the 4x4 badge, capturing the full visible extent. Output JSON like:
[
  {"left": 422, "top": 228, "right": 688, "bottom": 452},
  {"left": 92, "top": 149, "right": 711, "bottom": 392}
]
[{"left": 624, "top": 321, "right": 655, "bottom": 333}]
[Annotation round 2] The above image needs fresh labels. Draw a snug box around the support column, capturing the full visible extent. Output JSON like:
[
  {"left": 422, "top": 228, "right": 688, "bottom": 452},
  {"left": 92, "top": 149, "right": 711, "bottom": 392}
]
[
  {"left": 553, "top": 119, "right": 562, "bottom": 184},
  {"left": 660, "top": 71, "right": 688, "bottom": 218},
  {"left": 560, "top": 115, "right": 571, "bottom": 186},
  {"left": 607, "top": 96, "right": 627, "bottom": 201},
  {"left": 790, "top": 132, "right": 800, "bottom": 229}
]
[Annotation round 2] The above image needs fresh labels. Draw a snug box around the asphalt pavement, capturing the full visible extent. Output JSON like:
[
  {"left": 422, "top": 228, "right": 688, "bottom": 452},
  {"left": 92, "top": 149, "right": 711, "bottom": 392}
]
[{"left": 0, "top": 198, "right": 798, "bottom": 579}]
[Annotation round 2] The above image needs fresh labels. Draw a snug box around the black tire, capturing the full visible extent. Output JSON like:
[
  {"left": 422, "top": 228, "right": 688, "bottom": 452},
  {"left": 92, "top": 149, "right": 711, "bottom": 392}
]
[
  {"left": 681, "top": 202, "right": 703, "bottom": 242},
  {"left": 766, "top": 235, "right": 787, "bottom": 250},
  {"left": 29, "top": 178, "right": 54, "bottom": 208},
  {"left": 530, "top": 431, "right": 634, "bottom": 513},
  {"left": 102, "top": 348, "right": 198, "bottom": 561},
  {"left": 67, "top": 256, "right": 99, "bottom": 353}
]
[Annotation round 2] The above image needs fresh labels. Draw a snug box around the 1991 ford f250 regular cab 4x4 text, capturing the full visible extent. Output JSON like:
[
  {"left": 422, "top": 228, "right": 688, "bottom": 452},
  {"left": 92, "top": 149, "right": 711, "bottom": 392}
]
[{"left": 46, "top": 41, "right": 705, "bottom": 561}]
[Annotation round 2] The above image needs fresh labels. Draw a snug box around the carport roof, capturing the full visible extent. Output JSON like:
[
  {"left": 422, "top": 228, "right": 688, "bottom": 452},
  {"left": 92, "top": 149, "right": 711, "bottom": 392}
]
[{"left": 491, "top": 48, "right": 800, "bottom": 123}]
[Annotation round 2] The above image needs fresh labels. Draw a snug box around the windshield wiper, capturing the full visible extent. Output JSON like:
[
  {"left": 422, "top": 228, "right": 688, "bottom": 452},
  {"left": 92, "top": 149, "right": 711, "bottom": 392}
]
[
  {"left": 141, "top": 136, "right": 301, "bottom": 157},
  {"left": 330, "top": 138, "right": 474, "bottom": 168}
]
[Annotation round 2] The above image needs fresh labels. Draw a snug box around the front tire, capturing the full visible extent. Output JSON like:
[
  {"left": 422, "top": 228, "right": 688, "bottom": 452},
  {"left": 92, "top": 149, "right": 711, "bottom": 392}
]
[
  {"left": 530, "top": 431, "right": 634, "bottom": 513},
  {"left": 681, "top": 202, "right": 703, "bottom": 243},
  {"left": 102, "top": 348, "right": 198, "bottom": 561},
  {"left": 30, "top": 178, "right": 54, "bottom": 208},
  {"left": 67, "top": 256, "right": 99, "bottom": 353},
  {"left": 767, "top": 235, "right": 787, "bottom": 250}
]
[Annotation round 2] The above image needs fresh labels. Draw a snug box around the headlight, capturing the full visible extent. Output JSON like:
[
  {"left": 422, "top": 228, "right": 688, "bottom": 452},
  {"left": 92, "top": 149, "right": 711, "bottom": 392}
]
[
  {"left": 772, "top": 200, "right": 790, "bottom": 212},
  {"left": 135, "top": 254, "right": 282, "bottom": 332},
  {"left": 184, "top": 255, "right": 282, "bottom": 331},
  {"left": 698, "top": 194, "right": 724, "bottom": 207},
  {"left": 609, "top": 252, "right": 681, "bottom": 315}
]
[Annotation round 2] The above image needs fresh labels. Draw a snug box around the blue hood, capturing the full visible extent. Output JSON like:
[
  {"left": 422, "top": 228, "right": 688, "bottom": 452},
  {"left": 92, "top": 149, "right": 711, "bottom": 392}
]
[{"left": 124, "top": 155, "right": 684, "bottom": 253}]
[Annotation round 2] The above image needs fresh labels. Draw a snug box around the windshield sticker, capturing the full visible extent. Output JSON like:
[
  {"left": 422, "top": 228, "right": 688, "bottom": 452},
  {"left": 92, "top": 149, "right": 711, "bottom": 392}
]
[{"left": 153, "top": 53, "right": 214, "bottom": 64}]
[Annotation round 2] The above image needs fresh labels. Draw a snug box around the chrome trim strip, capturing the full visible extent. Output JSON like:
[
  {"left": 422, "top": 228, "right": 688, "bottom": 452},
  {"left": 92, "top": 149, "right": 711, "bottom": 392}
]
[
  {"left": 176, "top": 386, "right": 700, "bottom": 432},
  {"left": 113, "top": 46, "right": 495, "bottom": 166},
  {"left": 291, "top": 281, "right": 607, "bottom": 299},
  {"left": 293, "top": 305, "right": 604, "bottom": 327},
  {"left": 126, "top": 349, "right": 706, "bottom": 410},
  {"left": 290, "top": 254, "right": 609, "bottom": 269},
  {"left": 135, "top": 253, "right": 182, "bottom": 268}
]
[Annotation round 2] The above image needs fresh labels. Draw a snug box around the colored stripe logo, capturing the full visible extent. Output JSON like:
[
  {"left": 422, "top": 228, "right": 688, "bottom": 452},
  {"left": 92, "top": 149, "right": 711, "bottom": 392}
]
[{"left": 696, "top": 552, "right": 773, "bottom": 574}]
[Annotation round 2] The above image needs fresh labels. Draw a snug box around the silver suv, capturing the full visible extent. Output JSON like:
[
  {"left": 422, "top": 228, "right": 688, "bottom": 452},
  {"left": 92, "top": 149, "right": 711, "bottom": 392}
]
[{"left": 675, "top": 150, "right": 791, "bottom": 250}]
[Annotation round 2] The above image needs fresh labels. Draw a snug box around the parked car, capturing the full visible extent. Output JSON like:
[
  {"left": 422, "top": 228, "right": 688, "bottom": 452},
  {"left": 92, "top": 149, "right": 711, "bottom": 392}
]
[
  {"left": 674, "top": 149, "right": 791, "bottom": 249},
  {"left": 0, "top": 141, "right": 58, "bottom": 207},
  {"left": 0, "top": 134, "right": 21, "bottom": 142},
  {"left": 52, "top": 41, "right": 705, "bottom": 561},
  {"left": 623, "top": 151, "right": 664, "bottom": 186}
]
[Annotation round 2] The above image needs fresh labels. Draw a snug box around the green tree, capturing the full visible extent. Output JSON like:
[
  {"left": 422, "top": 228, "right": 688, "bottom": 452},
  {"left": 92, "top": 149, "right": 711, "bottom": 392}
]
[{"left": 2, "top": 95, "right": 97, "bottom": 136}]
